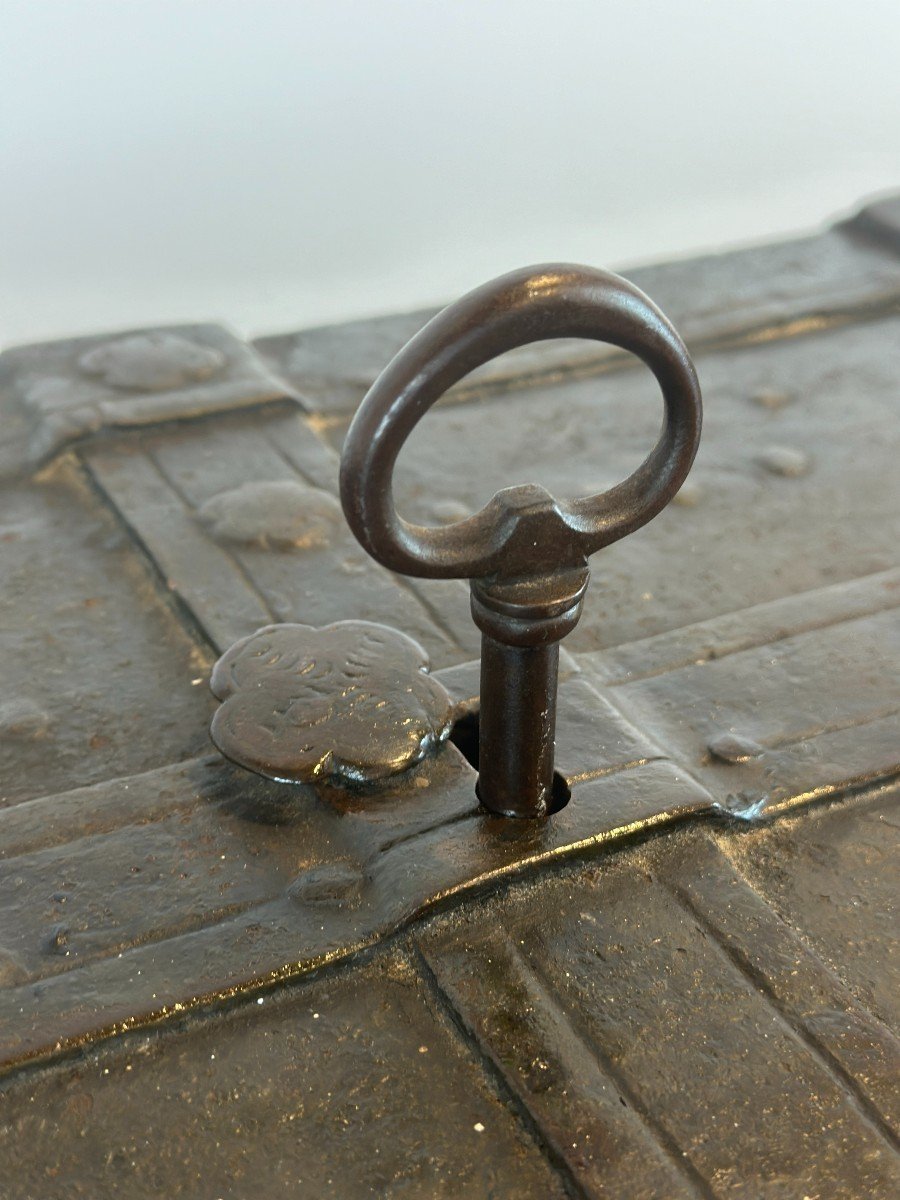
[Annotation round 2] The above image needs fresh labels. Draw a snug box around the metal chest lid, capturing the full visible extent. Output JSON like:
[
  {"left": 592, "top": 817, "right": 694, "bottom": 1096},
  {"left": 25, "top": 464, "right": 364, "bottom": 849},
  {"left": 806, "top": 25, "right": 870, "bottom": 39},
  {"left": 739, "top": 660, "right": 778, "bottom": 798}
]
[{"left": 0, "top": 195, "right": 898, "bottom": 1198}]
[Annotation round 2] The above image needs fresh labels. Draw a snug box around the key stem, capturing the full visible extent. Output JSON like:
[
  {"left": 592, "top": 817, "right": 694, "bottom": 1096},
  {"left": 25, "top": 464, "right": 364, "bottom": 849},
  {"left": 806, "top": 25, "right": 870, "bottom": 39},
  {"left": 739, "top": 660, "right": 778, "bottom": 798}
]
[{"left": 478, "top": 636, "right": 559, "bottom": 818}]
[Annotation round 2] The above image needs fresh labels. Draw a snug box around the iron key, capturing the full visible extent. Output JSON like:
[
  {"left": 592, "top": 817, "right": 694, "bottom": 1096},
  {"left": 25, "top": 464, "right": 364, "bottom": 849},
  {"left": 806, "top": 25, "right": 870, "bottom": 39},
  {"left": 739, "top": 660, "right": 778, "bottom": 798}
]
[{"left": 340, "top": 264, "right": 702, "bottom": 817}]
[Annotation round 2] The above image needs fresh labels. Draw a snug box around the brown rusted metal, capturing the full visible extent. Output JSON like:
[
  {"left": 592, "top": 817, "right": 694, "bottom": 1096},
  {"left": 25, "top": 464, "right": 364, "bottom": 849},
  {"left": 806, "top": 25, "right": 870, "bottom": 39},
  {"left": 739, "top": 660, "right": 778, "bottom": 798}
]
[{"left": 340, "top": 264, "right": 702, "bottom": 815}]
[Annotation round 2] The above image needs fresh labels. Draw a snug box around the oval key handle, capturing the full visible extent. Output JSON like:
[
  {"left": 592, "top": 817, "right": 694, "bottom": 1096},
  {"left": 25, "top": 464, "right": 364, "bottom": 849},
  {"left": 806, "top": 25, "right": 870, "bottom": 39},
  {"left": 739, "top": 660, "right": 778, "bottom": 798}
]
[
  {"left": 339, "top": 264, "right": 701, "bottom": 584},
  {"left": 339, "top": 264, "right": 702, "bottom": 819}
]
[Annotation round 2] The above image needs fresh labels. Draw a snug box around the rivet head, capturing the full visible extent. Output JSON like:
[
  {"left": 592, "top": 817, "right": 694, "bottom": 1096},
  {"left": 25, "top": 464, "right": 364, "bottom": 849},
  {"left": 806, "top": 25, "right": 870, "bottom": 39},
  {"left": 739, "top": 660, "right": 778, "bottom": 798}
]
[
  {"left": 751, "top": 388, "right": 794, "bottom": 410},
  {"left": 707, "top": 732, "right": 764, "bottom": 764},
  {"left": 0, "top": 699, "right": 51, "bottom": 740},
  {"left": 287, "top": 863, "right": 364, "bottom": 906},
  {"left": 198, "top": 481, "right": 342, "bottom": 550},
  {"left": 757, "top": 446, "right": 811, "bottom": 478},
  {"left": 79, "top": 332, "right": 225, "bottom": 391},
  {"left": 672, "top": 480, "right": 703, "bottom": 507}
]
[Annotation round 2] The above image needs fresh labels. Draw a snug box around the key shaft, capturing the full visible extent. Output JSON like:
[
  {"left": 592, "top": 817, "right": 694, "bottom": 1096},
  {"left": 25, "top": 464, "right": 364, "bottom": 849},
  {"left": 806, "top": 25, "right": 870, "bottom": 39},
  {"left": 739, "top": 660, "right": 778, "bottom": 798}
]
[
  {"left": 478, "top": 637, "right": 559, "bottom": 818},
  {"left": 470, "top": 568, "right": 586, "bottom": 816}
]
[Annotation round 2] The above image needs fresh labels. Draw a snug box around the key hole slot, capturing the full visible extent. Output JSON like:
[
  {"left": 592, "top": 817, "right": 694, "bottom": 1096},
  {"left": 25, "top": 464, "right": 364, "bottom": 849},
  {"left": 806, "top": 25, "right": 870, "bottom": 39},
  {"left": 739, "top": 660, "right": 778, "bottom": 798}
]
[{"left": 449, "top": 710, "right": 571, "bottom": 816}]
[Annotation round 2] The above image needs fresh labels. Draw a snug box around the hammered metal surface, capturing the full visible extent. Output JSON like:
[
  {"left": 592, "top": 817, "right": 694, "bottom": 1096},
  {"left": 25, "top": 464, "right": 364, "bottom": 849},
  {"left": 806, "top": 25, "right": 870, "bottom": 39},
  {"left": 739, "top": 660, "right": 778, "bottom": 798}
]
[
  {"left": 0, "top": 197, "right": 898, "bottom": 1197},
  {"left": 418, "top": 793, "right": 900, "bottom": 1198},
  {"left": 0, "top": 323, "right": 292, "bottom": 471},
  {"left": 1, "top": 798, "right": 896, "bottom": 1198},
  {"left": 254, "top": 206, "right": 900, "bottom": 413},
  {"left": 0, "top": 952, "right": 568, "bottom": 1199},
  {"left": 0, "top": 461, "right": 213, "bottom": 805},
  {"left": 322, "top": 309, "right": 900, "bottom": 654}
]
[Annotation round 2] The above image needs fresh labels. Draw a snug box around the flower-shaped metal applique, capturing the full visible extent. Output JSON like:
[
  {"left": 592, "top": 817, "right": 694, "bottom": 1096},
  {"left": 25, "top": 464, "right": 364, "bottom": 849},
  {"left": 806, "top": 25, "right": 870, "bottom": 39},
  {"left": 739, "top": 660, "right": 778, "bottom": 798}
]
[{"left": 209, "top": 621, "right": 454, "bottom": 785}]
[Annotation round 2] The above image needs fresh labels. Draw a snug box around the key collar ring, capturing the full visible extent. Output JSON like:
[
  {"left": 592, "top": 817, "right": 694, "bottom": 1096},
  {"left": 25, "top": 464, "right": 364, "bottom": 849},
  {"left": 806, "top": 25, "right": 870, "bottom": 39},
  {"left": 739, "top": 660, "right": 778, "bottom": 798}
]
[{"left": 339, "top": 264, "right": 702, "bottom": 584}]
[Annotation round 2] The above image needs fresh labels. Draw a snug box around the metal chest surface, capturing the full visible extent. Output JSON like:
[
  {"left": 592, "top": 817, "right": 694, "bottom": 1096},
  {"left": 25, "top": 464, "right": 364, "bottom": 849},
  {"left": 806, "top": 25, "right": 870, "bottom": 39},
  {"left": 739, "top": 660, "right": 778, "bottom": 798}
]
[{"left": 0, "top": 197, "right": 898, "bottom": 1198}]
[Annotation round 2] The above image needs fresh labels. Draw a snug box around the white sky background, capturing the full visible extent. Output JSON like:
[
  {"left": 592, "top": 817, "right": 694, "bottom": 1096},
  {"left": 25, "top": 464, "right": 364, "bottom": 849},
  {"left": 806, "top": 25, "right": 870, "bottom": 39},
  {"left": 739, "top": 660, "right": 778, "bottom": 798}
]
[{"left": 2, "top": 0, "right": 899, "bottom": 348}]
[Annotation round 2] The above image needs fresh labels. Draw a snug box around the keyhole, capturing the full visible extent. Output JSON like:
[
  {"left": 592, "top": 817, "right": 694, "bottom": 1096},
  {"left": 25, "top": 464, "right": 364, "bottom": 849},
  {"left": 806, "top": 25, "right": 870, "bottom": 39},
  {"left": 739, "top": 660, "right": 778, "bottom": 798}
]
[{"left": 449, "top": 710, "right": 571, "bottom": 816}]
